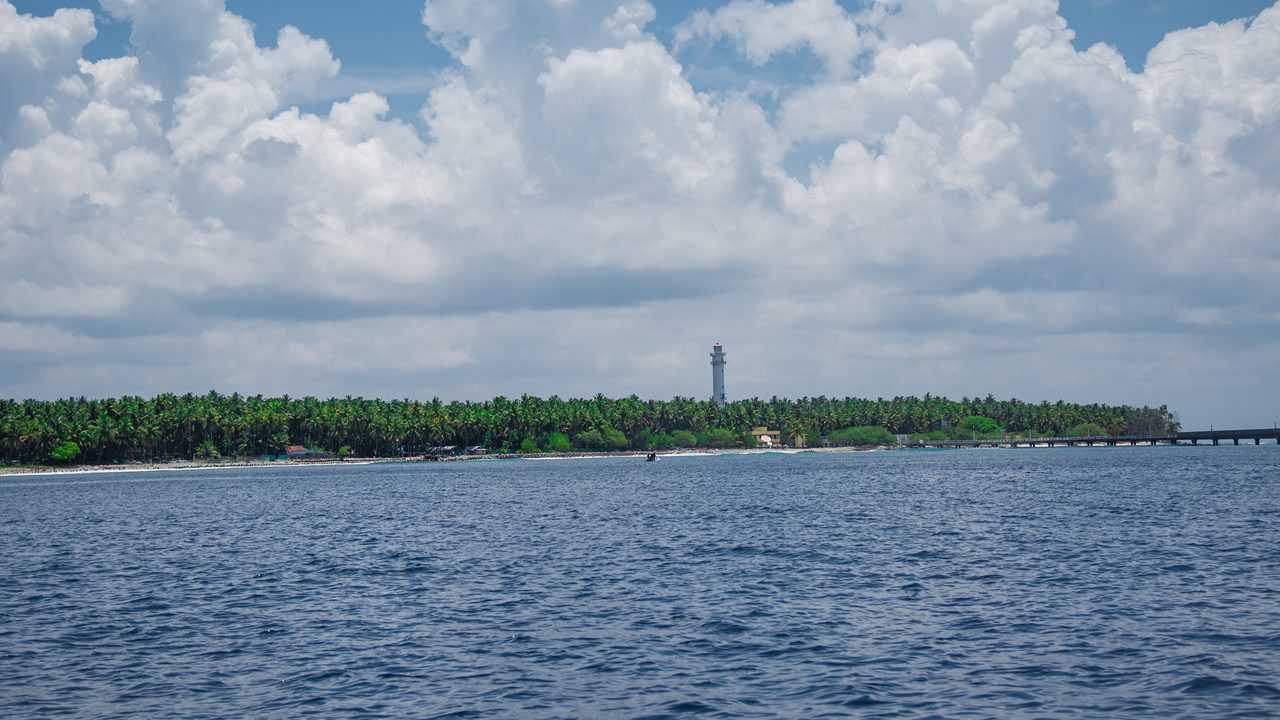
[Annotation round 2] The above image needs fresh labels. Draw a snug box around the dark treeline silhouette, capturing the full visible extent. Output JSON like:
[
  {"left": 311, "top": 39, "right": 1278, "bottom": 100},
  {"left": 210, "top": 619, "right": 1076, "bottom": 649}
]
[{"left": 0, "top": 392, "right": 1179, "bottom": 464}]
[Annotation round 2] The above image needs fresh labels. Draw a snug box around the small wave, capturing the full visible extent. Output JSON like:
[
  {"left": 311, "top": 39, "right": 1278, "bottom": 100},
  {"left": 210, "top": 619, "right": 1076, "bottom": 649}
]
[
  {"left": 4, "top": 448, "right": 1278, "bottom": 719},
  {"left": 902, "top": 549, "right": 952, "bottom": 560},
  {"left": 1173, "top": 675, "right": 1238, "bottom": 694},
  {"left": 695, "top": 618, "right": 751, "bottom": 635},
  {"left": 1240, "top": 682, "right": 1280, "bottom": 699}
]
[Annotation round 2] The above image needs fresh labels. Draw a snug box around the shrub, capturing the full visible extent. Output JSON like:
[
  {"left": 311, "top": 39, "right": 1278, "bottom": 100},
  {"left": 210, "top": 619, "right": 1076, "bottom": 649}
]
[
  {"left": 601, "top": 427, "right": 628, "bottom": 449},
  {"left": 672, "top": 430, "right": 697, "bottom": 448},
  {"left": 572, "top": 427, "right": 628, "bottom": 450},
  {"left": 907, "top": 430, "right": 950, "bottom": 442},
  {"left": 827, "top": 426, "right": 896, "bottom": 447},
  {"left": 958, "top": 416, "right": 1004, "bottom": 436},
  {"left": 701, "top": 428, "right": 738, "bottom": 448},
  {"left": 519, "top": 437, "right": 540, "bottom": 453},
  {"left": 573, "top": 429, "right": 604, "bottom": 449},
  {"left": 644, "top": 432, "right": 675, "bottom": 450},
  {"left": 1066, "top": 422, "right": 1108, "bottom": 437},
  {"left": 49, "top": 441, "right": 80, "bottom": 464},
  {"left": 542, "top": 432, "right": 571, "bottom": 452}
]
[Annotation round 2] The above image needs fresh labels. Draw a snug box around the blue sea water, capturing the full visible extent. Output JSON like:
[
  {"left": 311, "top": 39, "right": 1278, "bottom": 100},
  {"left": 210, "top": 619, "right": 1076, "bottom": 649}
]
[{"left": 1, "top": 446, "right": 1278, "bottom": 718}]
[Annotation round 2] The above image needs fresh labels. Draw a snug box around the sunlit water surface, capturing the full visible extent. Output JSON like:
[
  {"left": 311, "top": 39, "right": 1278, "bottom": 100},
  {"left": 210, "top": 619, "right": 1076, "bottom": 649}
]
[{"left": 2, "top": 447, "right": 1278, "bottom": 718}]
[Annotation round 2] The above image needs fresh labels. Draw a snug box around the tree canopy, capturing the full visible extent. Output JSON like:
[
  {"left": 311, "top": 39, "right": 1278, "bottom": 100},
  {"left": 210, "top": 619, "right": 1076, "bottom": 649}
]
[{"left": 0, "top": 392, "right": 1179, "bottom": 464}]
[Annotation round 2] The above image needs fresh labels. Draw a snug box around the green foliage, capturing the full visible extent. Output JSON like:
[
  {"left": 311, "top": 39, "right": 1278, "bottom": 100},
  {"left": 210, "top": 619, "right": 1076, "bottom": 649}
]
[
  {"left": 827, "top": 426, "right": 897, "bottom": 447},
  {"left": 0, "top": 392, "right": 1180, "bottom": 464},
  {"left": 49, "top": 440, "right": 80, "bottom": 463},
  {"left": 519, "top": 437, "right": 540, "bottom": 454},
  {"left": 700, "top": 428, "right": 739, "bottom": 448},
  {"left": 908, "top": 430, "right": 951, "bottom": 442},
  {"left": 671, "top": 430, "right": 697, "bottom": 448},
  {"left": 643, "top": 432, "right": 675, "bottom": 450},
  {"left": 601, "top": 426, "right": 628, "bottom": 449},
  {"left": 338, "top": 444, "right": 353, "bottom": 457},
  {"left": 1066, "top": 422, "right": 1109, "bottom": 437},
  {"left": 194, "top": 439, "right": 220, "bottom": 459},
  {"left": 958, "top": 415, "right": 1004, "bottom": 436},
  {"left": 573, "top": 428, "right": 604, "bottom": 449},
  {"left": 541, "top": 432, "right": 571, "bottom": 453},
  {"left": 571, "top": 426, "right": 627, "bottom": 450},
  {"left": 270, "top": 430, "right": 289, "bottom": 454}
]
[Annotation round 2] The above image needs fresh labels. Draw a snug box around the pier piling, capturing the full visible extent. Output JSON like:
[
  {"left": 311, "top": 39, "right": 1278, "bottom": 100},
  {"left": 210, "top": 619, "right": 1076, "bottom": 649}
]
[{"left": 901, "top": 427, "right": 1279, "bottom": 450}]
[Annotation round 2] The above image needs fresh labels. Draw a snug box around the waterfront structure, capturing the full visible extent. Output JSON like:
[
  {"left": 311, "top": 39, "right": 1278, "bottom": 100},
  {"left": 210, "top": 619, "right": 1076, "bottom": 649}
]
[
  {"left": 902, "top": 427, "right": 1280, "bottom": 449},
  {"left": 710, "top": 342, "right": 727, "bottom": 408},
  {"left": 751, "top": 426, "right": 781, "bottom": 446}
]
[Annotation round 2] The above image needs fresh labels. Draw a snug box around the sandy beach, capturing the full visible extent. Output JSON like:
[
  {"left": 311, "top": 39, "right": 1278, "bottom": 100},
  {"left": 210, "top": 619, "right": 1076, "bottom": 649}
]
[
  {"left": 0, "top": 457, "right": 382, "bottom": 477},
  {"left": 0, "top": 445, "right": 890, "bottom": 477}
]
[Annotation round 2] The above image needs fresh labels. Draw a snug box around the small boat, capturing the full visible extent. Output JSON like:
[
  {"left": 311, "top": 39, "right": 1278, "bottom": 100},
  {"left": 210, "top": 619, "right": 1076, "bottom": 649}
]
[{"left": 645, "top": 452, "right": 658, "bottom": 462}]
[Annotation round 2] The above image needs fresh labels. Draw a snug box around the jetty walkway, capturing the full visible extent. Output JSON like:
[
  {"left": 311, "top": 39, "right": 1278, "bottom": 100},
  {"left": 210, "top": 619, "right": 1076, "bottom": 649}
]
[{"left": 903, "top": 428, "right": 1280, "bottom": 449}]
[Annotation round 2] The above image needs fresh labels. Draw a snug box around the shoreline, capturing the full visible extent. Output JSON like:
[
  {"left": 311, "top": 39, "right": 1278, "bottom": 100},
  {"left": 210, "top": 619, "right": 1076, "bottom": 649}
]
[
  {"left": 0, "top": 457, "right": 381, "bottom": 478},
  {"left": 0, "top": 446, "right": 891, "bottom": 477},
  {"left": 5, "top": 439, "right": 1257, "bottom": 478}
]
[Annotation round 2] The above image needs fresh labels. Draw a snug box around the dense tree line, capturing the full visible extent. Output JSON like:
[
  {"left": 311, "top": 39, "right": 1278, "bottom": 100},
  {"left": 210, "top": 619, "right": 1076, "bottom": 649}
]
[{"left": 0, "top": 392, "right": 1179, "bottom": 464}]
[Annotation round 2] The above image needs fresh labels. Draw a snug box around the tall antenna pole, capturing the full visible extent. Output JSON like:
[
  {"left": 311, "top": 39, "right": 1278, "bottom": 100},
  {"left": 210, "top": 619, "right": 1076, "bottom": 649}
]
[{"left": 710, "top": 343, "right": 727, "bottom": 408}]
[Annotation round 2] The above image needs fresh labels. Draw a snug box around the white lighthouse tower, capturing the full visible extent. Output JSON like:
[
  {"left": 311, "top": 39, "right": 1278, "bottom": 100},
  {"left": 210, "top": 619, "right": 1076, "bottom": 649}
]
[{"left": 710, "top": 342, "right": 727, "bottom": 408}]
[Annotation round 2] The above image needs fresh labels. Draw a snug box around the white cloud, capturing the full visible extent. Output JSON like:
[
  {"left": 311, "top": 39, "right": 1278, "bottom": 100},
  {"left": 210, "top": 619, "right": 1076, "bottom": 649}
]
[
  {"left": 538, "top": 40, "right": 726, "bottom": 195},
  {"left": 167, "top": 24, "right": 340, "bottom": 162},
  {"left": 0, "top": 1, "right": 95, "bottom": 139},
  {"left": 0, "top": 0, "right": 1277, "bottom": 426},
  {"left": 676, "top": 0, "right": 864, "bottom": 78}
]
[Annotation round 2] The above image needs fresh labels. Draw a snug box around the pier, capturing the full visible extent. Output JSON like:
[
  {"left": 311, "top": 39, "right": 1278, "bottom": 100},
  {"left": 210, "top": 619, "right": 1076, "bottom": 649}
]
[{"left": 902, "top": 428, "right": 1280, "bottom": 449}]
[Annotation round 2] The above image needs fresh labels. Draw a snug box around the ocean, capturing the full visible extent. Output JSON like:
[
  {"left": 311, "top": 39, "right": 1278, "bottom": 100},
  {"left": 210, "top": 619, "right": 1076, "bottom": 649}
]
[{"left": 2, "top": 447, "right": 1278, "bottom": 718}]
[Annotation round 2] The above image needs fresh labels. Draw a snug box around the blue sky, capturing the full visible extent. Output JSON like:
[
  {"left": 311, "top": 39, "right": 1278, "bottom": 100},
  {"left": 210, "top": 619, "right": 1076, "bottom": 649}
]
[
  {"left": 1061, "top": 0, "right": 1278, "bottom": 67},
  {"left": 31, "top": 0, "right": 1273, "bottom": 67},
  {"left": 13, "top": 0, "right": 1277, "bottom": 176},
  {"left": 15, "top": 0, "right": 1277, "bottom": 113},
  {"left": 10, "top": 0, "right": 1277, "bottom": 142},
  {"left": 1, "top": 0, "right": 1278, "bottom": 428}
]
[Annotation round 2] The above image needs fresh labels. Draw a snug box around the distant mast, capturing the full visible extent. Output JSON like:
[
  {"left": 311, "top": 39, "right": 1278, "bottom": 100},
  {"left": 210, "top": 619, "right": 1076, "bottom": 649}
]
[{"left": 710, "top": 343, "right": 727, "bottom": 408}]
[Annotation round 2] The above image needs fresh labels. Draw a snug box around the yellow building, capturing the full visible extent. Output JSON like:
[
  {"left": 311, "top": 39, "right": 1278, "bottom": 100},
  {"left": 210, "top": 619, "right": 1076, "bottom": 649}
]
[{"left": 751, "top": 426, "right": 782, "bottom": 447}]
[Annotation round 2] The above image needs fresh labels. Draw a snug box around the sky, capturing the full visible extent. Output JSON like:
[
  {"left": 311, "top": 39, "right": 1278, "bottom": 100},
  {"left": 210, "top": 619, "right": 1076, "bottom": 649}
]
[{"left": 0, "top": 0, "right": 1277, "bottom": 430}]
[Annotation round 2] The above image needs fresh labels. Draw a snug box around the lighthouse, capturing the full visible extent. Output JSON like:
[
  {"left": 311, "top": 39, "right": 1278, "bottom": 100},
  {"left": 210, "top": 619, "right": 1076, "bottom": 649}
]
[{"left": 710, "top": 342, "right": 727, "bottom": 408}]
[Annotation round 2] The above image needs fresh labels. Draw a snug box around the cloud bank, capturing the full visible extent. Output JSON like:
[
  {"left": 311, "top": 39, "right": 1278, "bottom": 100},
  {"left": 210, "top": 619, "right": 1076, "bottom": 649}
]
[{"left": 1, "top": 0, "right": 1277, "bottom": 426}]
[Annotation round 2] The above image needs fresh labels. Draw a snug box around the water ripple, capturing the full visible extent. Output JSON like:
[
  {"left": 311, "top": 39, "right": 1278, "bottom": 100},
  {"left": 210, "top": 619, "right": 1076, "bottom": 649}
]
[{"left": 2, "top": 447, "right": 1278, "bottom": 717}]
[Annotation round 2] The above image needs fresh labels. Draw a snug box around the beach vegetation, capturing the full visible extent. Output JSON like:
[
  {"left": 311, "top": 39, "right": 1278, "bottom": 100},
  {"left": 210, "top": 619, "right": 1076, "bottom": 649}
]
[
  {"left": 826, "top": 426, "right": 896, "bottom": 447},
  {"left": 1066, "top": 422, "right": 1109, "bottom": 437},
  {"left": 0, "top": 393, "right": 1178, "bottom": 465},
  {"left": 672, "top": 430, "right": 697, "bottom": 448},
  {"left": 194, "top": 439, "right": 220, "bottom": 459},
  {"left": 638, "top": 431, "right": 675, "bottom": 450},
  {"left": 958, "top": 415, "right": 1004, "bottom": 436},
  {"left": 49, "top": 440, "right": 80, "bottom": 463},
  {"left": 700, "top": 428, "right": 739, "bottom": 448},
  {"left": 541, "top": 432, "right": 572, "bottom": 453},
  {"left": 907, "top": 430, "right": 950, "bottom": 442},
  {"left": 601, "top": 427, "right": 628, "bottom": 450},
  {"left": 573, "top": 429, "right": 604, "bottom": 449}
]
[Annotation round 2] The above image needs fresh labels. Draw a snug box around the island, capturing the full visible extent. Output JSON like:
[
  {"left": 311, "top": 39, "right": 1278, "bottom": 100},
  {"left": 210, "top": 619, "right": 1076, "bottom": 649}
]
[{"left": 0, "top": 392, "right": 1180, "bottom": 471}]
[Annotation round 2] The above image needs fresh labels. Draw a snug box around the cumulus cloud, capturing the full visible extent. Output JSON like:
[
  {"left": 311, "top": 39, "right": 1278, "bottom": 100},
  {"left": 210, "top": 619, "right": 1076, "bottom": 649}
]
[
  {"left": 0, "top": 1, "right": 96, "bottom": 139},
  {"left": 0, "top": 0, "right": 1277, "bottom": 426},
  {"left": 676, "top": 0, "right": 865, "bottom": 78}
]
